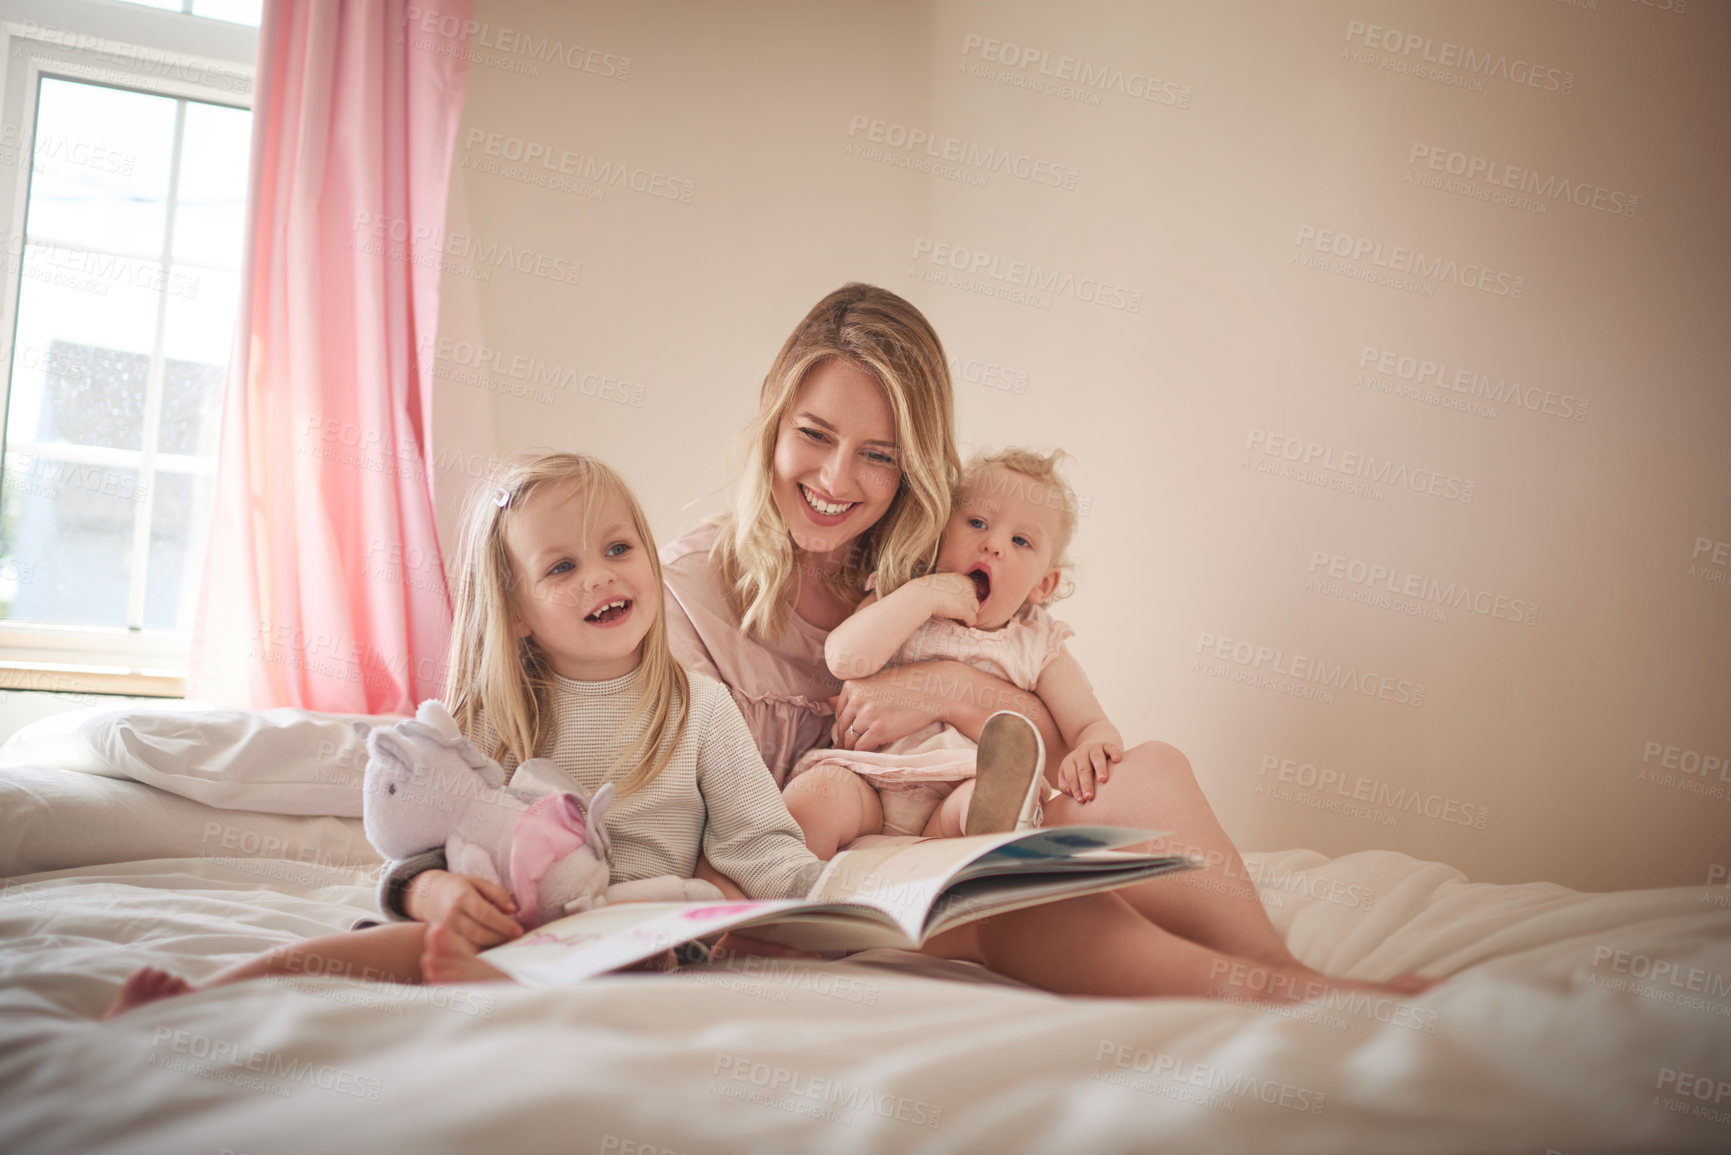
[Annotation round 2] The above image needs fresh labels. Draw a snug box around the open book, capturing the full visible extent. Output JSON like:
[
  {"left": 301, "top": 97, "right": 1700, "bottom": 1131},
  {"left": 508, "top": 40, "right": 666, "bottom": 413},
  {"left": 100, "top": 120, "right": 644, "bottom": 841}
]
[{"left": 482, "top": 826, "right": 1199, "bottom": 985}]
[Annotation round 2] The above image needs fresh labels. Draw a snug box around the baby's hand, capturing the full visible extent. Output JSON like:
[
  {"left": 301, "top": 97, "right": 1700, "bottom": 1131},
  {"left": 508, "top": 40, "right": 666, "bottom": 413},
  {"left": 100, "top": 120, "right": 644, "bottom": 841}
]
[
  {"left": 912, "top": 573, "right": 979, "bottom": 625},
  {"left": 404, "top": 870, "right": 523, "bottom": 948},
  {"left": 1058, "top": 738, "right": 1123, "bottom": 803}
]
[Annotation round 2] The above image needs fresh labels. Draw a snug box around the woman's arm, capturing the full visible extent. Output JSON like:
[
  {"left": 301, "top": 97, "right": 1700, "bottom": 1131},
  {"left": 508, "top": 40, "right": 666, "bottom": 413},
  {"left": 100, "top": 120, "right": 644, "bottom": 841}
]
[
  {"left": 1034, "top": 648, "right": 1125, "bottom": 802},
  {"left": 834, "top": 659, "right": 1068, "bottom": 781}
]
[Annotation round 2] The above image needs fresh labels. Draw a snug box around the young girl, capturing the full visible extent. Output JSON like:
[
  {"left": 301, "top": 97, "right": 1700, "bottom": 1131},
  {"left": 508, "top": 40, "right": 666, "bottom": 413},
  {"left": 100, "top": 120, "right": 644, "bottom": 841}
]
[
  {"left": 107, "top": 452, "right": 824, "bottom": 1013},
  {"left": 781, "top": 447, "right": 1118, "bottom": 857}
]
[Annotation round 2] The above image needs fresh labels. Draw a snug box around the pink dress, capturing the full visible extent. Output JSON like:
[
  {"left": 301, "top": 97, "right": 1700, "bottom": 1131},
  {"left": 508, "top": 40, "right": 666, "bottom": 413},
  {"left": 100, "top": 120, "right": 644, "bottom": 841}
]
[
  {"left": 660, "top": 521, "right": 1075, "bottom": 837},
  {"left": 661, "top": 521, "right": 840, "bottom": 787},
  {"left": 786, "top": 599, "right": 1072, "bottom": 835}
]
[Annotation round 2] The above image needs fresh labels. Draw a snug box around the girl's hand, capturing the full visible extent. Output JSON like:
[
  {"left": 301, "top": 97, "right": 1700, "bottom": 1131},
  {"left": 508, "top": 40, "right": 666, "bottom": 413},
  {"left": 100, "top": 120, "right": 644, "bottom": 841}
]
[
  {"left": 911, "top": 573, "right": 980, "bottom": 625},
  {"left": 403, "top": 870, "right": 524, "bottom": 947},
  {"left": 1057, "top": 739, "right": 1122, "bottom": 803}
]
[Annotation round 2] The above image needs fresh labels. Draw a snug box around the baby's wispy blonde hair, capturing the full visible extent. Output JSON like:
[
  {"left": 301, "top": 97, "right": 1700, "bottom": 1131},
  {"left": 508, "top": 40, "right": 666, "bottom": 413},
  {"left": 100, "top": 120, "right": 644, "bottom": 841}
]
[{"left": 959, "top": 446, "right": 1083, "bottom": 604}]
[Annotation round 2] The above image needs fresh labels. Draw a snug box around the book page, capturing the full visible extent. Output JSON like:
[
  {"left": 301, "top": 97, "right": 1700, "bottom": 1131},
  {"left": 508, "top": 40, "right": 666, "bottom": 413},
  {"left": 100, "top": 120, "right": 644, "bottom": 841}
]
[
  {"left": 924, "top": 857, "right": 1199, "bottom": 937},
  {"left": 806, "top": 826, "right": 1170, "bottom": 936},
  {"left": 482, "top": 900, "right": 804, "bottom": 986},
  {"left": 805, "top": 840, "right": 965, "bottom": 940}
]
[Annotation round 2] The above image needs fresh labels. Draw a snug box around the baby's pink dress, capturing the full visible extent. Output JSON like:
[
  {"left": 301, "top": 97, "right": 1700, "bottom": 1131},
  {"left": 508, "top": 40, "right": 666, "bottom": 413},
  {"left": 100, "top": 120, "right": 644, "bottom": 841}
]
[{"left": 785, "top": 597, "right": 1074, "bottom": 836}]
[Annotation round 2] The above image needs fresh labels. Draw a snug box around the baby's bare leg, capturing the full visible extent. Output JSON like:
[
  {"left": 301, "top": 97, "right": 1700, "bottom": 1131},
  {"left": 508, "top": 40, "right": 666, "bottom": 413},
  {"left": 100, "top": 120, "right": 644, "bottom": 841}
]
[
  {"left": 782, "top": 765, "right": 884, "bottom": 859},
  {"left": 105, "top": 924, "right": 430, "bottom": 1017},
  {"left": 923, "top": 781, "right": 973, "bottom": 838}
]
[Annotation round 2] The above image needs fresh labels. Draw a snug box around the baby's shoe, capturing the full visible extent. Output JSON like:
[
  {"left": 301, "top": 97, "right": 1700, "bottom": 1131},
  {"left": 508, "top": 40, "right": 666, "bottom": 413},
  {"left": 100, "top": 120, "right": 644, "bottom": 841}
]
[{"left": 965, "top": 711, "right": 1047, "bottom": 835}]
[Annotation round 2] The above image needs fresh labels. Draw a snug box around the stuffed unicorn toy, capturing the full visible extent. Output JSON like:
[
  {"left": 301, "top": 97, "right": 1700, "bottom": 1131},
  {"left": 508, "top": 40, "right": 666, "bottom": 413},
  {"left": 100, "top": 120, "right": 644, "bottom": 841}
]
[{"left": 362, "top": 700, "right": 720, "bottom": 928}]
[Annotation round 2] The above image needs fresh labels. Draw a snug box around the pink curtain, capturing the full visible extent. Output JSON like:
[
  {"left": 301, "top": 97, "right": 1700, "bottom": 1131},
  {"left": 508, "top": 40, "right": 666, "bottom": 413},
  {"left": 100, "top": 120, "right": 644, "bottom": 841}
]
[{"left": 189, "top": 0, "right": 471, "bottom": 714}]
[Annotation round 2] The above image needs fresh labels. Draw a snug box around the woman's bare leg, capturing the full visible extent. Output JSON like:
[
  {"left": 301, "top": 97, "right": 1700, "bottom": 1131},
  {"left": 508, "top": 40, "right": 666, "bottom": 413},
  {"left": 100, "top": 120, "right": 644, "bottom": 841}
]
[
  {"left": 922, "top": 892, "right": 1416, "bottom": 1000},
  {"left": 1037, "top": 741, "right": 1302, "bottom": 969},
  {"left": 106, "top": 923, "right": 430, "bottom": 1017},
  {"left": 783, "top": 765, "right": 884, "bottom": 860}
]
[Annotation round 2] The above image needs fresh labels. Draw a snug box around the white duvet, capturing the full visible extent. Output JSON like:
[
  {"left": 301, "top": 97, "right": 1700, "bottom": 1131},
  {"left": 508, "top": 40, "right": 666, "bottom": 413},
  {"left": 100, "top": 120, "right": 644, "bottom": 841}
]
[{"left": 1, "top": 710, "right": 1729, "bottom": 1155}]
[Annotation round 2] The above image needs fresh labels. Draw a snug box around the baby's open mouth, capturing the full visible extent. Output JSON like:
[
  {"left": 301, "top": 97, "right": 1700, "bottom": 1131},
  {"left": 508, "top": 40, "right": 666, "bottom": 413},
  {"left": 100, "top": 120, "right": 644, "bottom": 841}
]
[
  {"left": 966, "top": 568, "right": 990, "bottom": 602},
  {"left": 585, "top": 598, "right": 631, "bottom": 623}
]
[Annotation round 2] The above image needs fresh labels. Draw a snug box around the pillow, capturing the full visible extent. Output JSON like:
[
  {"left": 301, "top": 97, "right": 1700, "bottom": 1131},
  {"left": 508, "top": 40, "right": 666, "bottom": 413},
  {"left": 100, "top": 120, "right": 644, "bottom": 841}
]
[{"left": 0, "top": 702, "right": 404, "bottom": 817}]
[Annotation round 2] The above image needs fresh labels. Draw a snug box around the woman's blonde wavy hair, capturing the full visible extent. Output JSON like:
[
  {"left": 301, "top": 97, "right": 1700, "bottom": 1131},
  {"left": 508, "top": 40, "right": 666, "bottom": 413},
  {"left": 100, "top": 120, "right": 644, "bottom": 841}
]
[
  {"left": 715, "top": 283, "right": 959, "bottom": 639},
  {"left": 444, "top": 452, "right": 688, "bottom": 797}
]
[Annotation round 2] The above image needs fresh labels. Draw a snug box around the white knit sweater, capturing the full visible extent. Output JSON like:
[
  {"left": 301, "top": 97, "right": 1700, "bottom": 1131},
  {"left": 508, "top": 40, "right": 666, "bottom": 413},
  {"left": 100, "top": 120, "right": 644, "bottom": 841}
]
[{"left": 375, "top": 668, "right": 821, "bottom": 918}]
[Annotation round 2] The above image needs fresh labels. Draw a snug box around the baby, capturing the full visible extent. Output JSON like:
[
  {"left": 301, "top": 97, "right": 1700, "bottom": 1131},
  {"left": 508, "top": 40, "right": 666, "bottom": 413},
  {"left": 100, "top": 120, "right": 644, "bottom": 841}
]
[{"left": 783, "top": 447, "right": 1122, "bottom": 857}]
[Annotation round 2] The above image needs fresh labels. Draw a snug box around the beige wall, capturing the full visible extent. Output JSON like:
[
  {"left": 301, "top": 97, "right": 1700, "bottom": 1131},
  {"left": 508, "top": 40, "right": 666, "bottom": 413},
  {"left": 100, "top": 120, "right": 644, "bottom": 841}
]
[{"left": 425, "top": 0, "right": 1730, "bottom": 891}]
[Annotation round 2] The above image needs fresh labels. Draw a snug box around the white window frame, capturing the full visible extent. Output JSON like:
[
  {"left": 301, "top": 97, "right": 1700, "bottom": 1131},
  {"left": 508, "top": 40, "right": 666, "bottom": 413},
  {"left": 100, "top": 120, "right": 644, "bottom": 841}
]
[{"left": 0, "top": 0, "right": 254, "bottom": 693}]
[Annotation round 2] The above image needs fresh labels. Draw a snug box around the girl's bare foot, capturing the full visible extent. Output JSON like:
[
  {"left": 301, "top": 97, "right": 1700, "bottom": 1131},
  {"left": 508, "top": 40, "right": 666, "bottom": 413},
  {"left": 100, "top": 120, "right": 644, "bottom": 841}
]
[
  {"left": 420, "top": 921, "right": 512, "bottom": 985},
  {"left": 104, "top": 966, "right": 194, "bottom": 1018}
]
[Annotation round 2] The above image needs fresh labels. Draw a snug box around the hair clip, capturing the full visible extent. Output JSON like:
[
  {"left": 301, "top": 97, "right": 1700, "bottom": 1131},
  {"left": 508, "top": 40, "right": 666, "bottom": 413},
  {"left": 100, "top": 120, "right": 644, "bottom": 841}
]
[{"left": 494, "top": 487, "right": 512, "bottom": 508}]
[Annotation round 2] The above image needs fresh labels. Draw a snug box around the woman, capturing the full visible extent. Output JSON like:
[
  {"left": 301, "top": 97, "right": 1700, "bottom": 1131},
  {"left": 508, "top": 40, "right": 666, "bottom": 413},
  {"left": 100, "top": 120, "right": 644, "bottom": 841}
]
[{"left": 662, "top": 283, "right": 1411, "bottom": 990}]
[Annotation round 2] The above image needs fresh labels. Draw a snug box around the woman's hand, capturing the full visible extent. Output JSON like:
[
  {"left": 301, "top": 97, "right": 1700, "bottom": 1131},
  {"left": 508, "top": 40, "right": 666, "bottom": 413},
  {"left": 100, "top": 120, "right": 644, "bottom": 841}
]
[
  {"left": 831, "top": 668, "right": 943, "bottom": 752},
  {"left": 834, "top": 659, "right": 1053, "bottom": 754},
  {"left": 403, "top": 870, "right": 523, "bottom": 948}
]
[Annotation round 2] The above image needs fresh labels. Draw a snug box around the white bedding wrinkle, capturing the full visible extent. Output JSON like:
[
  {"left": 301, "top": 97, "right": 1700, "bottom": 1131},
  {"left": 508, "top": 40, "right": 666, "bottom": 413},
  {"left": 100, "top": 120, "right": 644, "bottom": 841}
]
[
  {"left": 0, "top": 764, "right": 379, "bottom": 877},
  {"left": 0, "top": 702, "right": 396, "bottom": 816},
  {"left": 1, "top": 760, "right": 1728, "bottom": 1153}
]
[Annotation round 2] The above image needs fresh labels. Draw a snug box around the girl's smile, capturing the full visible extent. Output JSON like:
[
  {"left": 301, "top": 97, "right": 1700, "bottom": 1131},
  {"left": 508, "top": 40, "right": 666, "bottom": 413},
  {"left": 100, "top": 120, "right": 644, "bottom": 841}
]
[{"left": 582, "top": 597, "right": 634, "bottom": 627}]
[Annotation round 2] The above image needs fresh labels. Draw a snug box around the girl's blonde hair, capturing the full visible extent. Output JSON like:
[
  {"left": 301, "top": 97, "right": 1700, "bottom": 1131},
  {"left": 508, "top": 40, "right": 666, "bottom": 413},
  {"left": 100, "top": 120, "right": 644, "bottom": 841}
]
[
  {"left": 715, "top": 283, "right": 959, "bottom": 638},
  {"left": 960, "top": 446, "right": 1082, "bottom": 605},
  {"left": 444, "top": 452, "right": 688, "bottom": 797}
]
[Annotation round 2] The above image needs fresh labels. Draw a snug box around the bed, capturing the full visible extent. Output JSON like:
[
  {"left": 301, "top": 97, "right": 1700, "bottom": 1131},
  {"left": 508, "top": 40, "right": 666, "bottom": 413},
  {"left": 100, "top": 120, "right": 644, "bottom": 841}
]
[{"left": 0, "top": 702, "right": 1727, "bottom": 1155}]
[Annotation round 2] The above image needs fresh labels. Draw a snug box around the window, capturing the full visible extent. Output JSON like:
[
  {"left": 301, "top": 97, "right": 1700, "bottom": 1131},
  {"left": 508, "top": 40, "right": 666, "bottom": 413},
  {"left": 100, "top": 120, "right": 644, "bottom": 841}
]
[
  {"left": 0, "top": 2, "right": 256, "bottom": 693},
  {"left": 116, "top": 0, "right": 262, "bottom": 25}
]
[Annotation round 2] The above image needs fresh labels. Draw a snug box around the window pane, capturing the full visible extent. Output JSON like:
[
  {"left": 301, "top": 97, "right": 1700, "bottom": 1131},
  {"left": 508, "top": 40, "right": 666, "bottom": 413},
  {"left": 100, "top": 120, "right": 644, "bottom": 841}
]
[
  {"left": 8, "top": 245, "right": 169, "bottom": 452},
  {"left": 159, "top": 357, "right": 226, "bottom": 457},
  {"left": 0, "top": 455, "right": 138, "bottom": 628},
  {"left": 173, "top": 101, "right": 250, "bottom": 268},
  {"left": 160, "top": 265, "right": 237, "bottom": 457},
  {"left": 110, "top": 0, "right": 264, "bottom": 27},
  {"left": 144, "top": 471, "right": 213, "bottom": 630},
  {"left": 161, "top": 264, "right": 239, "bottom": 364},
  {"left": 24, "top": 339, "right": 149, "bottom": 452},
  {"left": 192, "top": 0, "right": 263, "bottom": 28},
  {"left": 28, "top": 79, "right": 175, "bottom": 257}
]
